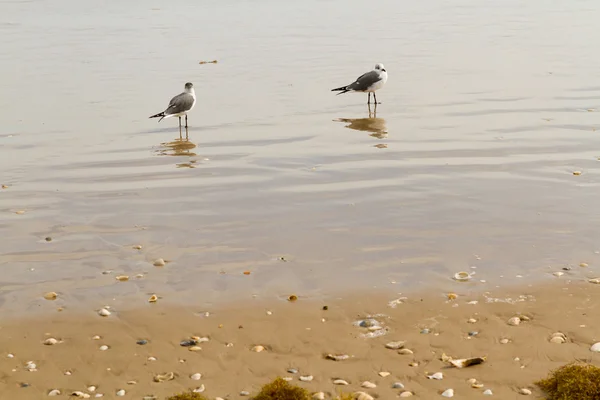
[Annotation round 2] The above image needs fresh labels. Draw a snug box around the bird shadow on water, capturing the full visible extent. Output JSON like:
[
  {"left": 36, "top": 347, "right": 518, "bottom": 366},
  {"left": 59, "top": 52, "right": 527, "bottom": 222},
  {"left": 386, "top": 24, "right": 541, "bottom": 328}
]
[
  {"left": 334, "top": 104, "right": 389, "bottom": 148},
  {"left": 154, "top": 136, "right": 199, "bottom": 168}
]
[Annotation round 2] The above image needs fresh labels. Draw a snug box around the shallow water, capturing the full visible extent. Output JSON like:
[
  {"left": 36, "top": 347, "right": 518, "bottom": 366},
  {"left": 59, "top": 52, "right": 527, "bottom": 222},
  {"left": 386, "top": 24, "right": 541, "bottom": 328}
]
[{"left": 1, "top": 0, "right": 600, "bottom": 312}]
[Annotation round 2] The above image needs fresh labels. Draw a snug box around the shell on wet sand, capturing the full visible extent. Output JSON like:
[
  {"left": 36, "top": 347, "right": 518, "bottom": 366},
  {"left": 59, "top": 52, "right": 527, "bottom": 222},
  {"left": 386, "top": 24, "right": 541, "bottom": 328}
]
[
  {"left": 507, "top": 316, "right": 521, "bottom": 326},
  {"left": 44, "top": 292, "right": 58, "bottom": 300},
  {"left": 441, "top": 388, "right": 454, "bottom": 397},
  {"left": 153, "top": 258, "right": 166, "bottom": 267},
  {"left": 333, "top": 379, "right": 349, "bottom": 385},
  {"left": 98, "top": 308, "right": 111, "bottom": 317},
  {"left": 399, "top": 392, "right": 413, "bottom": 398},
  {"left": 549, "top": 332, "right": 567, "bottom": 344},
  {"left": 519, "top": 388, "right": 532, "bottom": 395},
  {"left": 43, "top": 338, "right": 59, "bottom": 345},
  {"left": 153, "top": 372, "right": 175, "bottom": 382},
  {"left": 252, "top": 345, "right": 265, "bottom": 353},
  {"left": 326, "top": 353, "right": 349, "bottom": 361},
  {"left": 385, "top": 341, "right": 405, "bottom": 350},
  {"left": 354, "top": 392, "right": 374, "bottom": 400},
  {"left": 361, "top": 381, "right": 377, "bottom": 388},
  {"left": 398, "top": 348, "right": 414, "bottom": 355},
  {"left": 427, "top": 372, "right": 443, "bottom": 380},
  {"left": 590, "top": 342, "right": 600, "bottom": 352}
]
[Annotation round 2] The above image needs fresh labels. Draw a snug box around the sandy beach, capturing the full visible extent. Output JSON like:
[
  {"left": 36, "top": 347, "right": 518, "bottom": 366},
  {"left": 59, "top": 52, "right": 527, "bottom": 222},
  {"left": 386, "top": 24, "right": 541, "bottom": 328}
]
[{"left": 1, "top": 279, "right": 600, "bottom": 399}]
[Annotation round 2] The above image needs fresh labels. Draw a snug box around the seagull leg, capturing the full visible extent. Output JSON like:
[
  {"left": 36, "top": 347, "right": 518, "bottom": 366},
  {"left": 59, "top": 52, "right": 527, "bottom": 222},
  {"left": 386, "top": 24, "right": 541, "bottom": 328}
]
[
  {"left": 374, "top": 93, "right": 380, "bottom": 105},
  {"left": 367, "top": 93, "right": 371, "bottom": 105},
  {"left": 179, "top": 117, "right": 182, "bottom": 139},
  {"left": 185, "top": 115, "right": 188, "bottom": 129}
]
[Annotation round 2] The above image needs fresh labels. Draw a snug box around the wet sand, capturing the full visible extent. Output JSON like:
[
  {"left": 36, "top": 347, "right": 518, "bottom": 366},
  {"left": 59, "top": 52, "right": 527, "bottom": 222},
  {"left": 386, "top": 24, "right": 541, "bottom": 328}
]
[{"left": 1, "top": 280, "right": 600, "bottom": 399}]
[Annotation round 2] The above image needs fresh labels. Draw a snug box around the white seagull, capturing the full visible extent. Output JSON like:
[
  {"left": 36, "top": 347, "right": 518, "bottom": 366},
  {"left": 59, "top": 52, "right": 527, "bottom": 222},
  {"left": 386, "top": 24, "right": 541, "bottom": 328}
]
[
  {"left": 150, "top": 82, "right": 197, "bottom": 134},
  {"left": 331, "top": 63, "right": 388, "bottom": 104}
]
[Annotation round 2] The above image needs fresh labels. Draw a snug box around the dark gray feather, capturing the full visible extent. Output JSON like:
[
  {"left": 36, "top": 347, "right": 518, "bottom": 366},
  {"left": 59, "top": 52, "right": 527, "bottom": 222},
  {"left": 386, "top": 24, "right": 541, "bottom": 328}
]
[
  {"left": 347, "top": 70, "right": 382, "bottom": 92},
  {"left": 164, "top": 92, "right": 195, "bottom": 115}
]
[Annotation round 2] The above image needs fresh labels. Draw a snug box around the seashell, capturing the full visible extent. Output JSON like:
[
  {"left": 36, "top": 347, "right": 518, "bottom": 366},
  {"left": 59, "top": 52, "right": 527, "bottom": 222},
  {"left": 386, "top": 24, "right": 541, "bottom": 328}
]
[
  {"left": 333, "top": 379, "right": 349, "bottom": 385},
  {"left": 71, "top": 392, "right": 91, "bottom": 398},
  {"left": 399, "top": 392, "right": 413, "bottom": 398},
  {"left": 190, "top": 373, "right": 202, "bottom": 380},
  {"left": 392, "top": 382, "right": 405, "bottom": 389},
  {"left": 549, "top": 333, "right": 566, "bottom": 344},
  {"left": 448, "top": 357, "right": 486, "bottom": 368},
  {"left": 467, "top": 318, "right": 477, "bottom": 323},
  {"left": 180, "top": 339, "right": 198, "bottom": 347},
  {"left": 573, "top": 171, "right": 582, "bottom": 176},
  {"left": 580, "top": 262, "right": 589, "bottom": 267},
  {"left": 379, "top": 371, "right": 390, "bottom": 377},
  {"left": 133, "top": 245, "right": 142, "bottom": 250},
  {"left": 312, "top": 393, "right": 325, "bottom": 400},
  {"left": 44, "top": 338, "right": 59, "bottom": 345},
  {"left": 385, "top": 341, "right": 405, "bottom": 350},
  {"left": 25, "top": 361, "right": 37, "bottom": 371},
  {"left": 507, "top": 317, "right": 521, "bottom": 326},
  {"left": 441, "top": 389, "right": 454, "bottom": 398},
  {"left": 92, "top": 335, "right": 101, "bottom": 340},
  {"left": 287, "top": 368, "right": 298, "bottom": 374},
  {"left": 299, "top": 375, "right": 313, "bottom": 382},
  {"left": 326, "top": 353, "right": 349, "bottom": 361},
  {"left": 48, "top": 389, "right": 61, "bottom": 396},
  {"left": 590, "top": 342, "right": 600, "bottom": 352},
  {"left": 116, "top": 389, "right": 126, "bottom": 396},
  {"left": 552, "top": 271, "right": 564, "bottom": 277},
  {"left": 193, "top": 385, "right": 205, "bottom": 393},
  {"left": 192, "top": 336, "right": 210, "bottom": 343},
  {"left": 471, "top": 382, "right": 484, "bottom": 389},
  {"left": 115, "top": 275, "right": 129, "bottom": 281},
  {"left": 409, "top": 362, "right": 419, "bottom": 367},
  {"left": 153, "top": 372, "right": 174, "bottom": 382},
  {"left": 252, "top": 345, "right": 265, "bottom": 353},
  {"left": 427, "top": 372, "right": 443, "bottom": 380},
  {"left": 288, "top": 295, "right": 298, "bottom": 302},
  {"left": 153, "top": 258, "right": 166, "bottom": 267},
  {"left": 15, "top": 210, "right": 25, "bottom": 215},
  {"left": 500, "top": 338, "right": 510, "bottom": 344},
  {"left": 519, "top": 388, "right": 532, "bottom": 395},
  {"left": 398, "top": 348, "right": 414, "bottom": 355},
  {"left": 447, "top": 293, "right": 458, "bottom": 300},
  {"left": 589, "top": 278, "right": 600, "bottom": 284},
  {"left": 44, "top": 292, "right": 58, "bottom": 300},
  {"left": 240, "top": 392, "right": 250, "bottom": 397},
  {"left": 453, "top": 271, "right": 472, "bottom": 281},
  {"left": 127, "top": 380, "right": 137, "bottom": 385},
  {"left": 188, "top": 346, "right": 202, "bottom": 352},
  {"left": 354, "top": 392, "right": 374, "bottom": 400},
  {"left": 361, "top": 381, "right": 377, "bottom": 388},
  {"left": 367, "top": 326, "right": 383, "bottom": 331},
  {"left": 87, "top": 386, "right": 97, "bottom": 392},
  {"left": 98, "top": 308, "right": 111, "bottom": 317},
  {"left": 483, "top": 389, "right": 493, "bottom": 396},
  {"left": 99, "top": 345, "right": 109, "bottom": 351}
]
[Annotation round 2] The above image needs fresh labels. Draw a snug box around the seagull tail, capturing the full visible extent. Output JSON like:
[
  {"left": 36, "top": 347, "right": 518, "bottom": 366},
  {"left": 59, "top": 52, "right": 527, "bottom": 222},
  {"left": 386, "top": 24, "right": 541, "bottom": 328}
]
[
  {"left": 331, "top": 85, "right": 350, "bottom": 95},
  {"left": 149, "top": 112, "right": 165, "bottom": 122}
]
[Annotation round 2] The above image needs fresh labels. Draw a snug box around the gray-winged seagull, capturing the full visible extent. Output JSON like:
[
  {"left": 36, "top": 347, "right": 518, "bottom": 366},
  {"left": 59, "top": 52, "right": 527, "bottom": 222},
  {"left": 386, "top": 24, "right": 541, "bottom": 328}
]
[
  {"left": 150, "top": 82, "right": 197, "bottom": 134},
  {"left": 331, "top": 63, "right": 388, "bottom": 104}
]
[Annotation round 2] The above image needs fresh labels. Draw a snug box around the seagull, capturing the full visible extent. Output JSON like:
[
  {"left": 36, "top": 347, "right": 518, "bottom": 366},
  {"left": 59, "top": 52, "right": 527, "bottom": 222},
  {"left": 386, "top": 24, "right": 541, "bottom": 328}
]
[
  {"left": 149, "top": 82, "right": 197, "bottom": 136},
  {"left": 331, "top": 63, "right": 388, "bottom": 104}
]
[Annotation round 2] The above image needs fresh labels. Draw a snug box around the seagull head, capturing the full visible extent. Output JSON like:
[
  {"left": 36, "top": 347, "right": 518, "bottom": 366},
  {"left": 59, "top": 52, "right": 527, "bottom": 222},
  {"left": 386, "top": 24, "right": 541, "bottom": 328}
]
[
  {"left": 374, "top": 63, "right": 386, "bottom": 72},
  {"left": 184, "top": 82, "right": 194, "bottom": 92}
]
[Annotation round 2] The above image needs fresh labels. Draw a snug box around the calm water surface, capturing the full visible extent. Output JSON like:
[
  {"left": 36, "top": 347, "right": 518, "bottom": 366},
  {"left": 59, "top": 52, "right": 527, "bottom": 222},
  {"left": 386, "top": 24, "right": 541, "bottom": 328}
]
[{"left": 1, "top": 0, "right": 600, "bottom": 312}]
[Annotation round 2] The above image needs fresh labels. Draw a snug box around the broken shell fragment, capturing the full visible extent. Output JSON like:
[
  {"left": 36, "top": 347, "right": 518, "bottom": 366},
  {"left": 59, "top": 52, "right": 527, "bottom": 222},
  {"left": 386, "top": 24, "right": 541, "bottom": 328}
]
[
  {"left": 252, "top": 345, "right": 265, "bottom": 353},
  {"left": 115, "top": 275, "right": 129, "bottom": 281},
  {"left": 589, "top": 278, "right": 600, "bottom": 284},
  {"left": 549, "top": 332, "right": 566, "bottom": 344},
  {"left": 43, "top": 338, "right": 59, "bottom": 345},
  {"left": 519, "top": 388, "right": 532, "bottom": 395},
  {"left": 453, "top": 271, "right": 472, "bottom": 282},
  {"left": 398, "top": 348, "right": 414, "bottom": 355},
  {"left": 326, "top": 353, "right": 349, "bottom": 361},
  {"left": 71, "top": 392, "right": 91, "bottom": 398},
  {"left": 441, "top": 388, "right": 454, "bottom": 398},
  {"left": 98, "top": 308, "right": 111, "bottom": 317},
  {"left": 447, "top": 357, "right": 486, "bottom": 368},
  {"left": 427, "top": 372, "right": 443, "bottom": 380},
  {"left": 332, "top": 379, "right": 349, "bottom": 385},
  {"left": 44, "top": 292, "right": 58, "bottom": 300},
  {"left": 399, "top": 392, "right": 413, "bottom": 398},
  {"left": 148, "top": 294, "right": 158, "bottom": 303},
  {"left": 385, "top": 341, "right": 405, "bottom": 350},
  {"left": 507, "top": 316, "right": 521, "bottom": 326},
  {"left": 361, "top": 381, "right": 377, "bottom": 388},
  {"left": 153, "top": 372, "right": 175, "bottom": 382},
  {"left": 153, "top": 258, "right": 166, "bottom": 267},
  {"left": 190, "top": 373, "right": 202, "bottom": 380}
]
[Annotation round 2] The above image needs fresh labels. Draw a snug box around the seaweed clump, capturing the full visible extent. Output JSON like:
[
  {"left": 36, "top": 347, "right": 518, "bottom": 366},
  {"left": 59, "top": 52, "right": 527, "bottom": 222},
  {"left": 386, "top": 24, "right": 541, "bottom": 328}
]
[
  {"left": 165, "top": 391, "right": 208, "bottom": 400},
  {"left": 536, "top": 362, "right": 600, "bottom": 400},
  {"left": 251, "top": 377, "right": 309, "bottom": 400}
]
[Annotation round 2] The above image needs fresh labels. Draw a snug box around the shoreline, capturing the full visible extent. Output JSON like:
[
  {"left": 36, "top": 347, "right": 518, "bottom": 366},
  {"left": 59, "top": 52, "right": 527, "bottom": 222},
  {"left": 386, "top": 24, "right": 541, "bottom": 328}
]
[{"left": 1, "top": 279, "right": 599, "bottom": 399}]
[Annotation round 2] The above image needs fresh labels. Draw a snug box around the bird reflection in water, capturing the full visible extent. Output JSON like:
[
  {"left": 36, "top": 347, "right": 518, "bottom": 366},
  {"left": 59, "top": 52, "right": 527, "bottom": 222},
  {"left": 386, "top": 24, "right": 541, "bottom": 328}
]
[
  {"left": 334, "top": 104, "right": 388, "bottom": 144},
  {"left": 155, "top": 137, "right": 198, "bottom": 168}
]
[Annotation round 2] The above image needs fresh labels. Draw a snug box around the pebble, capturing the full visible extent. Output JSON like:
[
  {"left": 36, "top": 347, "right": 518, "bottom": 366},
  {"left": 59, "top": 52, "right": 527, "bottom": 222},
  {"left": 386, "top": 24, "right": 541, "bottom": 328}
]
[
  {"left": 379, "top": 371, "right": 391, "bottom": 377},
  {"left": 519, "top": 388, "right": 532, "bottom": 395},
  {"left": 283, "top": 377, "right": 293, "bottom": 381},
  {"left": 507, "top": 317, "right": 521, "bottom": 326},
  {"left": 99, "top": 345, "right": 109, "bottom": 351},
  {"left": 326, "top": 353, "right": 349, "bottom": 361},
  {"left": 133, "top": 245, "right": 142, "bottom": 250},
  {"left": 483, "top": 389, "right": 493, "bottom": 396},
  {"left": 300, "top": 375, "right": 314, "bottom": 382},
  {"left": 580, "top": 262, "right": 589, "bottom": 267},
  {"left": 312, "top": 393, "right": 325, "bottom": 400},
  {"left": 7, "top": 354, "right": 14, "bottom": 358},
  {"left": 421, "top": 328, "right": 431, "bottom": 334},
  {"left": 333, "top": 379, "right": 349, "bottom": 385},
  {"left": 20, "top": 383, "right": 30, "bottom": 388},
  {"left": 467, "top": 318, "right": 477, "bottom": 323},
  {"left": 392, "top": 382, "right": 405, "bottom": 389},
  {"left": 98, "top": 308, "right": 111, "bottom": 317},
  {"left": 191, "top": 373, "right": 202, "bottom": 380},
  {"left": 399, "top": 392, "right": 413, "bottom": 398},
  {"left": 361, "top": 381, "right": 377, "bottom": 388},
  {"left": 180, "top": 339, "right": 197, "bottom": 347},
  {"left": 500, "top": 338, "right": 510, "bottom": 344},
  {"left": 189, "top": 346, "right": 202, "bottom": 352},
  {"left": 115, "top": 275, "right": 129, "bottom": 281},
  {"left": 287, "top": 368, "right": 298, "bottom": 374},
  {"left": 589, "top": 278, "right": 600, "bottom": 284},
  {"left": 252, "top": 345, "right": 265, "bottom": 353},
  {"left": 92, "top": 335, "right": 101, "bottom": 340},
  {"left": 428, "top": 372, "right": 443, "bottom": 380},
  {"left": 573, "top": 171, "right": 582, "bottom": 176},
  {"left": 25, "top": 361, "right": 37, "bottom": 371},
  {"left": 590, "top": 342, "right": 600, "bottom": 352},
  {"left": 116, "top": 389, "right": 126, "bottom": 396},
  {"left": 43, "top": 338, "right": 59, "bottom": 345},
  {"left": 45, "top": 236, "right": 53, "bottom": 242},
  {"left": 240, "top": 391, "right": 250, "bottom": 396},
  {"left": 193, "top": 385, "right": 205, "bottom": 393},
  {"left": 153, "top": 258, "right": 166, "bottom": 267},
  {"left": 44, "top": 292, "right": 58, "bottom": 300},
  {"left": 398, "top": 348, "right": 414, "bottom": 355},
  {"left": 354, "top": 392, "right": 374, "bottom": 400},
  {"left": 552, "top": 271, "right": 564, "bottom": 277},
  {"left": 136, "top": 339, "right": 148, "bottom": 345},
  {"left": 409, "top": 362, "right": 419, "bottom": 367},
  {"left": 48, "top": 389, "right": 61, "bottom": 396},
  {"left": 64, "top": 370, "right": 72, "bottom": 375},
  {"left": 447, "top": 293, "right": 458, "bottom": 300},
  {"left": 468, "top": 331, "right": 479, "bottom": 337},
  {"left": 87, "top": 386, "right": 97, "bottom": 392},
  {"left": 385, "top": 341, "right": 405, "bottom": 350},
  {"left": 441, "top": 389, "right": 454, "bottom": 397}
]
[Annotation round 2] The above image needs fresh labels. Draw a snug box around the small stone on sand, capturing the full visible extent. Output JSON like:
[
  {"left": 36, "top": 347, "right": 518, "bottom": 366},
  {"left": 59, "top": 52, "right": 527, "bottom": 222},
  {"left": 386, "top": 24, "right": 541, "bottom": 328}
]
[
  {"left": 393, "top": 382, "right": 405, "bottom": 389},
  {"left": 385, "top": 341, "right": 405, "bottom": 349},
  {"left": 361, "top": 381, "right": 377, "bottom": 388},
  {"left": 399, "top": 392, "right": 413, "bottom": 398},
  {"left": 153, "top": 258, "right": 165, "bottom": 267},
  {"left": 483, "top": 389, "right": 493, "bottom": 395},
  {"left": 98, "top": 308, "right": 111, "bottom": 317},
  {"left": 519, "top": 388, "right": 532, "bottom": 395},
  {"left": 252, "top": 345, "right": 265, "bottom": 353},
  {"left": 379, "top": 371, "right": 390, "bottom": 377},
  {"left": 116, "top": 389, "right": 126, "bottom": 396},
  {"left": 590, "top": 342, "right": 600, "bottom": 352},
  {"left": 133, "top": 245, "right": 142, "bottom": 250},
  {"left": 43, "top": 338, "right": 59, "bottom": 345},
  {"left": 398, "top": 348, "right": 414, "bottom": 355},
  {"left": 44, "top": 292, "right": 58, "bottom": 300},
  {"left": 191, "top": 373, "right": 202, "bottom": 380},
  {"left": 300, "top": 375, "right": 313, "bottom": 382},
  {"left": 312, "top": 393, "right": 325, "bottom": 400},
  {"left": 441, "top": 388, "right": 454, "bottom": 397}
]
